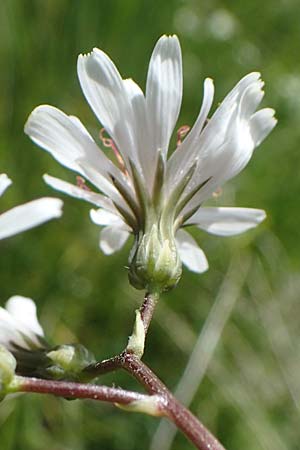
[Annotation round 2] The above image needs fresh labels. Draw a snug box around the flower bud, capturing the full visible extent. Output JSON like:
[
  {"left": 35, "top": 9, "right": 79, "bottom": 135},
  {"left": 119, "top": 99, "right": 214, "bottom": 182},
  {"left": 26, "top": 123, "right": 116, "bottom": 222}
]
[
  {"left": 0, "top": 346, "right": 17, "bottom": 392},
  {"left": 128, "top": 223, "right": 182, "bottom": 292},
  {"left": 46, "top": 344, "right": 95, "bottom": 381}
]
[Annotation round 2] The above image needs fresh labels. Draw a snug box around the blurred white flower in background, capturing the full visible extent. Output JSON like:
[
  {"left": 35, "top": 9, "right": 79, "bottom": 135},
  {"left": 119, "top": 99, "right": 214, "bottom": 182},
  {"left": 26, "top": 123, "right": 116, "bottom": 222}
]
[{"left": 0, "top": 296, "right": 45, "bottom": 351}]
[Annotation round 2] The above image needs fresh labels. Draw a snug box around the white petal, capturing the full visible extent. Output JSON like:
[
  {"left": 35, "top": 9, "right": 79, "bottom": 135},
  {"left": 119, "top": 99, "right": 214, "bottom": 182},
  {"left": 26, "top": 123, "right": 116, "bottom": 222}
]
[
  {"left": 146, "top": 35, "right": 183, "bottom": 160},
  {"left": 77, "top": 49, "right": 140, "bottom": 171},
  {"left": 179, "top": 73, "right": 274, "bottom": 215},
  {"left": 0, "top": 307, "right": 27, "bottom": 349},
  {"left": 0, "top": 197, "right": 63, "bottom": 240},
  {"left": 166, "top": 78, "right": 214, "bottom": 187},
  {"left": 186, "top": 207, "right": 266, "bottom": 236},
  {"left": 6, "top": 296, "right": 44, "bottom": 338},
  {"left": 77, "top": 159, "right": 136, "bottom": 223},
  {"left": 176, "top": 229, "right": 209, "bottom": 273},
  {"left": 90, "top": 208, "right": 130, "bottom": 229},
  {"left": 213, "top": 72, "right": 261, "bottom": 123},
  {"left": 249, "top": 108, "right": 277, "bottom": 146},
  {"left": 238, "top": 79, "right": 264, "bottom": 120},
  {"left": 43, "top": 174, "right": 116, "bottom": 212},
  {"left": 0, "top": 174, "right": 12, "bottom": 196},
  {"left": 99, "top": 225, "right": 130, "bottom": 255},
  {"left": 122, "top": 78, "right": 152, "bottom": 186},
  {"left": 24, "top": 105, "right": 118, "bottom": 179}
]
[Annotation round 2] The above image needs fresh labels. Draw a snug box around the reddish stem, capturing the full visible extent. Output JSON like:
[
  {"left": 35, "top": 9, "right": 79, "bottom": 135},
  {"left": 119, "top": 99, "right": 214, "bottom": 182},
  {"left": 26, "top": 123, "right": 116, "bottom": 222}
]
[
  {"left": 122, "top": 353, "right": 225, "bottom": 450},
  {"left": 16, "top": 292, "right": 225, "bottom": 450},
  {"left": 83, "top": 293, "right": 225, "bottom": 450},
  {"left": 140, "top": 291, "right": 158, "bottom": 335},
  {"left": 19, "top": 377, "right": 155, "bottom": 406}
]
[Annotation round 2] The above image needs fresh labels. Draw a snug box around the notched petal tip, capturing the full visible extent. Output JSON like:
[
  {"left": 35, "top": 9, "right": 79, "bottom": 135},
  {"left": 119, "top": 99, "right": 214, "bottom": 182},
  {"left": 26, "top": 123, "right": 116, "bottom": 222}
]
[
  {"left": 42, "top": 197, "right": 64, "bottom": 218},
  {"left": 250, "top": 107, "right": 277, "bottom": 146},
  {"left": 0, "top": 174, "right": 13, "bottom": 197}
]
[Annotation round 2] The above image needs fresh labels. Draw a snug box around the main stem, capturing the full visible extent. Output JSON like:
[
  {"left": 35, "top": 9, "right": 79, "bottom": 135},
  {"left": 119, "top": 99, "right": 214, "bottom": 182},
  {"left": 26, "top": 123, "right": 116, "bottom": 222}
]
[{"left": 121, "top": 352, "right": 225, "bottom": 450}]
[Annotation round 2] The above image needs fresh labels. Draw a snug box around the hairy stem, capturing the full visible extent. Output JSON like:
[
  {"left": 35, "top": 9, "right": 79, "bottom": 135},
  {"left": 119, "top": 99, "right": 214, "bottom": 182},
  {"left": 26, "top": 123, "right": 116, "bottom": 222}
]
[
  {"left": 15, "top": 291, "right": 225, "bottom": 450},
  {"left": 122, "top": 353, "right": 225, "bottom": 450},
  {"left": 140, "top": 291, "right": 159, "bottom": 335},
  {"left": 83, "top": 292, "right": 225, "bottom": 449},
  {"left": 84, "top": 352, "right": 225, "bottom": 449},
  {"left": 15, "top": 376, "right": 161, "bottom": 409}
]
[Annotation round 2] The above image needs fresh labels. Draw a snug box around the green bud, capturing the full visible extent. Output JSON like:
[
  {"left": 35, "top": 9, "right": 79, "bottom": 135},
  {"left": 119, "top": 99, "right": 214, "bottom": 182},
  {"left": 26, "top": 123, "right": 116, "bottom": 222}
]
[
  {"left": 46, "top": 344, "right": 95, "bottom": 381},
  {"left": 128, "top": 223, "right": 182, "bottom": 292},
  {"left": 0, "top": 346, "right": 17, "bottom": 394}
]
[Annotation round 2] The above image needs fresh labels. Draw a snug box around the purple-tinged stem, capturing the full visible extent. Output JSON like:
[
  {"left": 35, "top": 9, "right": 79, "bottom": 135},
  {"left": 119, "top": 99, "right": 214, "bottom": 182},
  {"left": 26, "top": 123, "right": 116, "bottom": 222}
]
[
  {"left": 140, "top": 291, "right": 158, "bottom": 335},
  {"left": 85, "top": 352, "right": 225, "bottom": 450},
  {"left": 83, "top": 292, "right": 226, "bottom": 450},
  {"left": 16, "top": 291, "right": 225, "bottom": 450},
  {"left": 18, "top": 376, "right": 156, "bottom": 407},
  {"left": 122, "top": 353, "right": 225, "bottom": 450}
]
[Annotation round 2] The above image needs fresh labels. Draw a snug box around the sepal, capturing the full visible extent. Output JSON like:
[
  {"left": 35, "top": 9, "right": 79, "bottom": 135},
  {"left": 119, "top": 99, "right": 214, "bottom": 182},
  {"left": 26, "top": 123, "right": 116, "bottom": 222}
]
[{"left": 46, "top": 344, "right": 96, "bottom": 381}]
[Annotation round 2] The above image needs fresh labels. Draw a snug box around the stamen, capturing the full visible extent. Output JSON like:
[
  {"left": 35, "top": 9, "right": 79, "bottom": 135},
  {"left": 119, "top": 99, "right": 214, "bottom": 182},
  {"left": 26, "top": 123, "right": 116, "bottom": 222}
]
[
  {"left": 176, "top": 125, "right": 190, "bottom": 146},
  {"left": 212, "top": 187, "right": 222, "bottom": 198},
  {"left": 76, "top": 176, "right": 91, "bottom": 191},
  {"left": 99, "top": 129, "right": 128, "bottom": 176}
]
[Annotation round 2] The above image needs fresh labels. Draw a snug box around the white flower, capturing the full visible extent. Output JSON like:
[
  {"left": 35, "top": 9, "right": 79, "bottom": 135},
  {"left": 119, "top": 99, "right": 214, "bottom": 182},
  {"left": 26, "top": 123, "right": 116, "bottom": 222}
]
[
  {"left": 0, "top": 297, "right": 95, "bottom": 380},
  {"left": 0, "top": 296, "right": 45, "bottom": 351},
  {"left": 24, "top": 35, "right": 276, "bottom": 289},
  {"left": 0, "top": 173, "right": 63, "bottom": 240}
]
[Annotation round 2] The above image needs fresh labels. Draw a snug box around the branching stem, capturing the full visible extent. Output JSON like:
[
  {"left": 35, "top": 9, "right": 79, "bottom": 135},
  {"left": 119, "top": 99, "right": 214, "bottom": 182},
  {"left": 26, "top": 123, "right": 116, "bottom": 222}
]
[
  {"left": 13, "top": 292, "right": 226, "bottom": 450},
  {"left": 82, "top": 292, "right": 225, "bottom": 450}
]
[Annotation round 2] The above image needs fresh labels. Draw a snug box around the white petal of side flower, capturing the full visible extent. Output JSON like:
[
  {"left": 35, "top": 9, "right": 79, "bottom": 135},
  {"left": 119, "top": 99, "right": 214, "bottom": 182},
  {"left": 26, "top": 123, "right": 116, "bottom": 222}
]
[
  {"left": 6, "top": 296, "right": 44, "bottom": 338},
  {"left": 146, "top": 35, "right": 183, "bottom": 161},
  {"left": 0, "top": 296, "right": 44, "bottom": 350},
  {"left": 0, "top": 197, "right": 63, "bottom": 240},
  {"left": 176, "top": 229, "right": 209, "bottom": 273},
  {"left": 99, "top": 225, "right": 130, "bottom": 255},
  {"left": 186, "top": 207, "right": 266, "bottom": 236},
  {"left": 0, "top": 174, "right": 12, "bottom": 196}
]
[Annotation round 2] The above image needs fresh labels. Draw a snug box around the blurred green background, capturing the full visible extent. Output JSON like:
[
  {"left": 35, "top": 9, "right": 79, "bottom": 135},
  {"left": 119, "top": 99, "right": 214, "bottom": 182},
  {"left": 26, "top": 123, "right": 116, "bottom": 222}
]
[{"left": 1, "top": 0, "right": 300, "bottom": 449}]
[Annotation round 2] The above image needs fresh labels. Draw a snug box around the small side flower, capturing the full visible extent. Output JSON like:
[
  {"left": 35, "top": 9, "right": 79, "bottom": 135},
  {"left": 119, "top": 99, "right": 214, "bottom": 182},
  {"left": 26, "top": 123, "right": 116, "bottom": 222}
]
[
  {"left": 0, "top": 297, "right": 95, "bottom": 382},
  {"left": 0, "top": 346, "right": 17, "bottom": 399}
]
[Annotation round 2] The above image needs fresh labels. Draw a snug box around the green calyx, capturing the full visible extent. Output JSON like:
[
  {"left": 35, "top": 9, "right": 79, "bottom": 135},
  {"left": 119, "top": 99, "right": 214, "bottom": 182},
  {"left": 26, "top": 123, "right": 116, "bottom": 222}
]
[
  {"left": 0, "top": 346, "right": 17, "bottom": 400},
  {"left": 46, "top": 344, "right": 96, "bottom": 382},
  {"left": 128, "top": 218, "right": 182, "bottom": 293}
]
